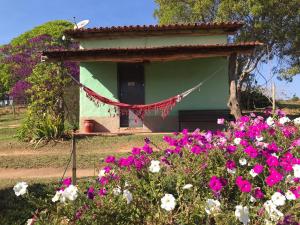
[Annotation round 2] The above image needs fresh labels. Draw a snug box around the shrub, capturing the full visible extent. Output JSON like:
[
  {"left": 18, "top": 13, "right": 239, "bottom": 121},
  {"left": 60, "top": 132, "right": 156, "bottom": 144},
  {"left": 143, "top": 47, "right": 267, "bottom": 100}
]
[{"left": 18, "top": 111, "right": 300, "bottom": 225}]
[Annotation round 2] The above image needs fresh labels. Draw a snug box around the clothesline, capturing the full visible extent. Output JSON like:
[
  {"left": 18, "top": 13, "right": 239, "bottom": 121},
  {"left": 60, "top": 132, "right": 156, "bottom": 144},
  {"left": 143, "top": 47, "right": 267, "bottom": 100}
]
[{"left": 67, "top": 66, "right": 223, "bottom": 118}]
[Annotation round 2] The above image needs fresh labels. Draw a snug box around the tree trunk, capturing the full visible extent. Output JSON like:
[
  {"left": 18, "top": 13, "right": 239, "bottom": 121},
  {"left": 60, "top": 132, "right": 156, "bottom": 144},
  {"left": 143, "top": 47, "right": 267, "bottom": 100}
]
[{"left": 227, "top": 53, "right": 242, "bottom": 119}]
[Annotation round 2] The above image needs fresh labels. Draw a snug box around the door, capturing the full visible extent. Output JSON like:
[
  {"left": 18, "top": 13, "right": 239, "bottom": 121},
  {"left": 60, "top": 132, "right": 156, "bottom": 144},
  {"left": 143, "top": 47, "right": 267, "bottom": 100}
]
[{"left": 118, "top": 63, "right": 145, "bottom": 127}]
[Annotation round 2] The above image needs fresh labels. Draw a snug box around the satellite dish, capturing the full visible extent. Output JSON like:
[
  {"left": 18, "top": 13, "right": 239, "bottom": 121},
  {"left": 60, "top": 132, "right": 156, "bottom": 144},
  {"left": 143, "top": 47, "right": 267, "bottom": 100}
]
[{"left": 74, "top": 19, "right": 90, "bottom": 29}]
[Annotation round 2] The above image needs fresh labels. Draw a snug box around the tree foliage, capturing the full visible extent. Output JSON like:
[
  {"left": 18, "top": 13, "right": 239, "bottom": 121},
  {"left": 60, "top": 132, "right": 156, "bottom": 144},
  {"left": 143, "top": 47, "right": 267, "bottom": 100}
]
[
  {"left": 154, "top": 0, "right": 300, "bottom": 81},
  {"left": 17, "top": 63, "right": 71, "bottom": 141},
  {"left": 10, "top": 20, "right": 73, "bottom": 47},
  {"left": 0, "top": 20, "right": 75, "bottom": 100}
]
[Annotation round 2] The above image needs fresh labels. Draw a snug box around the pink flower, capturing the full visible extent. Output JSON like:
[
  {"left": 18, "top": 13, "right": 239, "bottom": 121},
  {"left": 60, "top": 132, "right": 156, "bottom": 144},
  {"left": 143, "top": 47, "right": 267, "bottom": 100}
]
[
  {"left": 254, "top": 188, "right": 264, "bottom": 199},
  {"left": 142, "top": 144, "right": 153, "bottom": 154},
  {"left": 131, "top": 147, "right": 141, "bottom": 155},
  {"left": 209, "top": 176, "right": 225, "bottom": 193},
  {"left": 191, "top": 145, "right": 203, "bottom": 154},
  {"left": 253, "top": 164, "right": 264, "bottom": 174},
  {"left": 226, "top": 160, "right": 236, "bottom": 170},
  {"left": 217, "top": 118, "right": 225, "bottom": 125},
  {"left": 62, "top": 178, "right": 72, "bottom": 187},
  {"left": 236, "top": 176, "right": 252, "bottom": 193},
  {"left": 265, "top": 169, "right": 283, "bottom": 187},
  {"left": 98, "top": 188, "right": 107, "bottom": 196},
  {"left": 99, "top": 177, "right": 109, "bottom": 186},
  {"left": 226, "top": 145, "right": 237, "bottom": 154},
  {"left": 105, "top": 155, "right": 115, "bottom": 163},
  {"left": 266, "top": 156, "right": 279, "bottom": 167},
  {"left": 244, "top": 146, "right": 258, "bottom": 158}
]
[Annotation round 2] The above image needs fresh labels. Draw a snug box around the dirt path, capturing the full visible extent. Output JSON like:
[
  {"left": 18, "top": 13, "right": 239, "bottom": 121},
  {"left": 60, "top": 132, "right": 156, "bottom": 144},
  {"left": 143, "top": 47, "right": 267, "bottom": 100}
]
[{"left": 0, "top": 168, "right": 96, "bottom": 179}]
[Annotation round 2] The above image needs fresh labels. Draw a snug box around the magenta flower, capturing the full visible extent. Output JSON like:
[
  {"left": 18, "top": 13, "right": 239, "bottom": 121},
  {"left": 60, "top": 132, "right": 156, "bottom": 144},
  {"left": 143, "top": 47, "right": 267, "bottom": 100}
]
[
  {"left": 131, "top": 147, "right": 141, "bottom": 155},
  {"left": 209, "top": 176, "right": 224, "bottom": 193},
  {"left": 99, "top": 177, "right": 109, "bottom": 186},
  {"left": 236, "top": 176, "right": 252, "bottom": 193},
  {"left": 244, "top": 146, "right": 258, "bottom": 158},
  {"left": 98, "top": 188, "right": 107, "bottom": 196},
  {"left": 226, "top": 160, "right": 236, "bottom": 170},
  {"left": 105, "top": 155, "right": 115, "bottom": 163},
  {"left": 266, "top": 156, "right": 279, "bottom": 167},
  {"left": 254, "top": 188, "right": 264, "bottom": 199},
  {"left": 62, "top": 178, "right": 72, "bottom": 187},
  {"left": 226, "top": 145, "right": 237, "bottom": 154},
  {"left": 87, "top": 187, "right": 95, "bottom": 199},
  {"left": 253, "top": 164, "right": 264, "bottom": 174},
  {"left": 191, "top": 145, "right": 203, "bottom": 154},
  {"left": 265, "top": 169, "right": 283, "bottom": 187},
  {"left": 142, "top": 144, "right": 153, "bottom": 154}
]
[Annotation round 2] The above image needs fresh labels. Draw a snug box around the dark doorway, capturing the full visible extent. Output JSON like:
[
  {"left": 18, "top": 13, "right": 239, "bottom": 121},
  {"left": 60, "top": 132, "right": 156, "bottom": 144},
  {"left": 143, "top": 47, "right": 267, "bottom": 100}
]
[{"left": 118, "top": 63, "right": 145, "bottom": 127}]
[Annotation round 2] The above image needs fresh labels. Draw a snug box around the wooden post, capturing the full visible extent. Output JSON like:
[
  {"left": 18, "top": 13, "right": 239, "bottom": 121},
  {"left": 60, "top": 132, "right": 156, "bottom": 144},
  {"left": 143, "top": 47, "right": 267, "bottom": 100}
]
[
  {"left": 272, "top": 82, "right": 276, "bottom": 113},
  {"left": 227, "top": 53, "right": 242, "bottom": 119},
  {"left": 72, "top": 130, "right": 77, "bottom": 185}
]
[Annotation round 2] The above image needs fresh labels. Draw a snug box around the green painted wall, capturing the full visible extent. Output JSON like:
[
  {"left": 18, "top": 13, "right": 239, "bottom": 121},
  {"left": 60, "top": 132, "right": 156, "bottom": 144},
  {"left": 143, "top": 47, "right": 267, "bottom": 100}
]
[
  {"left": 80, "top": 62, "right": 118, "bottom": 117},
  {"left": 80, "top": 35, "right": 227, "bottom": 49},
  {"left": 79, "top": 57, "right": 228, "bottom": 119},
  {"left": 144, "top": 57, "right": 228, "bottom": 116}
]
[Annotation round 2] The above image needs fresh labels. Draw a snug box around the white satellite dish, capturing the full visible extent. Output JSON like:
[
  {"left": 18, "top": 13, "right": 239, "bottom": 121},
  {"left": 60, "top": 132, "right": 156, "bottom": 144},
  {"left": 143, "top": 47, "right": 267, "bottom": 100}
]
[{"left": 74, "top": 19, "right": 90, "bottom": 29}]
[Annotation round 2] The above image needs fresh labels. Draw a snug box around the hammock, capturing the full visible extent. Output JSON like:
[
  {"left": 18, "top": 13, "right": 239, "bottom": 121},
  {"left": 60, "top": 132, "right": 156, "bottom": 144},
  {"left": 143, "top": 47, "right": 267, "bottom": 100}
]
[{"left": 70, "top": 67, "right": 222, "bottom": 119}]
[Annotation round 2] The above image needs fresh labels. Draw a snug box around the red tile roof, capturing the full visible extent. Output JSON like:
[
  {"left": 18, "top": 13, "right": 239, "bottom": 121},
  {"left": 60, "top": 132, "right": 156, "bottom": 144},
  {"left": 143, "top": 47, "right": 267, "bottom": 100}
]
[
  {"left": 65, "top": 22, "right": 244, "bottom": 38},
  {"left": 42, "top": 42, "right": 263, "bottom": 62}
]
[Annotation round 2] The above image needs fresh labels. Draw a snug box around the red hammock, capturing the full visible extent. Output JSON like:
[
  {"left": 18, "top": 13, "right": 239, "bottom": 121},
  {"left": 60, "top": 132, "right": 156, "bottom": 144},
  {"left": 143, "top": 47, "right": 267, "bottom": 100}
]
[{"left": 83, "top": 86, "right": 181, "bottom": 118}]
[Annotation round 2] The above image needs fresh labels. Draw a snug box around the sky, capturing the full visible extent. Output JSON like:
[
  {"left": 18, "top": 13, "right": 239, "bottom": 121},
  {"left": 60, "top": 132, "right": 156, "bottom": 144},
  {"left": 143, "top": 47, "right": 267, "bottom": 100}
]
[{"left": 0, "top": 0, "right": 299, "bottom": 99}]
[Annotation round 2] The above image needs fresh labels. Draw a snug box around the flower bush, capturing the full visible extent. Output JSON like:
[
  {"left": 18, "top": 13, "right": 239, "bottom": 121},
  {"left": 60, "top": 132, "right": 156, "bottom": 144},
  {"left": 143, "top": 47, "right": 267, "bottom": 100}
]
[{"left": 19, "top": 110, "right": 300, "bottom": 224}]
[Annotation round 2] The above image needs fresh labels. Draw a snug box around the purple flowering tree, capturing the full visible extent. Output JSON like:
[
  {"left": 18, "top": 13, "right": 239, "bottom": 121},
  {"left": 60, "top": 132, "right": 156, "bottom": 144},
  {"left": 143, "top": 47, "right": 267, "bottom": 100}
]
[{"left": 0, "top": 34, "right": 79, "bottom": 103}]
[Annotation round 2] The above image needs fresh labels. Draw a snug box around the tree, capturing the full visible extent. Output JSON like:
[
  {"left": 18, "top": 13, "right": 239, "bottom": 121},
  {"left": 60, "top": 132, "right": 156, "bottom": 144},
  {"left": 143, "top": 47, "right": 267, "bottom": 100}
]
[
  {"left": 0, "top": 20, "right": 75, "bottom": 101},
  {"left": 154, "top": 0, "right": 300, "bottom": 118}
]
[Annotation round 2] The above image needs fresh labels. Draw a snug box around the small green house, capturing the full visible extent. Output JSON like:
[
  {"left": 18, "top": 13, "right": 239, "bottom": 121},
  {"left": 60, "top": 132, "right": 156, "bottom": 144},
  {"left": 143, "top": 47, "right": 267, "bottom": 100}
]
[{"left": 43, "top": 22, "right": 261, "bottom": 133}]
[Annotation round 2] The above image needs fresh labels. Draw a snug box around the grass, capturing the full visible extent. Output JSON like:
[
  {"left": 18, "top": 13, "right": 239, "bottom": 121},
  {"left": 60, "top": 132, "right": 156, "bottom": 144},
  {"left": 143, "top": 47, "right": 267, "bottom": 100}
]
[{"left": 0, "top": 177, "right": 92, "bottom": 225}]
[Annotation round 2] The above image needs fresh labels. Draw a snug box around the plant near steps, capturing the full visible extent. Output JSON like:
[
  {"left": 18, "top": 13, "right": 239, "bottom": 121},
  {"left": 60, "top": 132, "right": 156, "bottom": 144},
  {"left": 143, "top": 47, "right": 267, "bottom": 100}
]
[{"left": 21, "top": 110, "right": 300, "bottom": 224}]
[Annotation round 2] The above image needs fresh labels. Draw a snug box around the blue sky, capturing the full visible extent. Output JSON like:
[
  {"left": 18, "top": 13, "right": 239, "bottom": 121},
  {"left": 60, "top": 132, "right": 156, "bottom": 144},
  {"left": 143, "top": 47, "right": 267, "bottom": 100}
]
[{"left": 1, "top": 0, "right": 299, "bottom": 99}]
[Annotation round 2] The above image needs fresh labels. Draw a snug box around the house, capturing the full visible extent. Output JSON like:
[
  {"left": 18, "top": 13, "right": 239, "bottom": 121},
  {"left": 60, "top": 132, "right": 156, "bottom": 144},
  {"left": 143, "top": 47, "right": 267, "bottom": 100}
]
[{"left": 43, "top": 22, "right": 262, "bottom": 133}]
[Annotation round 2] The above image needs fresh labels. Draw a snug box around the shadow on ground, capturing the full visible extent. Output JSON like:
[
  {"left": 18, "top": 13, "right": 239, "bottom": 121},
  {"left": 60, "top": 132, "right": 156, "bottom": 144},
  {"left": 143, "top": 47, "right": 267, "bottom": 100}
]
[{"left": 0, "top": 183, "right": 54, "bottom": 225}]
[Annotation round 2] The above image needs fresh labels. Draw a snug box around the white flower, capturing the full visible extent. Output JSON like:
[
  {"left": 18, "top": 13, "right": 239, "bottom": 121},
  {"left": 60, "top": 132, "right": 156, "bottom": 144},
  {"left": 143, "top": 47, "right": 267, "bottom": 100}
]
[
  {"left": 26, "top": 218, "right": 34, "bottom": 225},
  {"left": 62, "top": 185, "right": 78, "bottom": 201},
  {"left": 13, "top": 182, "right": 28, "bottom": 196},
  {"left": 285, "top": 190, "right": 296, "bottom": 200},
  {"left": 182, "top": 184, "right": 193, "bottom": 190},
  {"left": 52, "top": 190, "right": 63, "bottom": 202},
  {"left": 264, "top": 200, "right": 284, "bottom": 222},
  {"left": 217, "top": 118, "right": 224, "bottom": 125},
  {"left": 292, "top": 164, "right": 300, "bottom": 178},
  {"left": 123, "top": 189, "right": 133, "bottom": 204},
  {"left": 161, "top": 193, "right": 176, "bottom": 211},
  {"left": 279, "top": 116, "right": 290, "bottom": 125},
  {"left": 285, "top": 175, "right": 294, "bottom": 183},
  {"left": 227, "top": 168, "right": 236, "bottom": 174},
  {"left": 266, "top": 117, "right": 275, "bottom": 126},
  {"left": 271, "top": 153, "right": 279, "bottom": 158},
  {"left": 234, "top": 138, "right": 241, "bottom": 145},
  {"left": 250, "top": 196, "right": 256, "bottom": 203},
  {"left": 239, "top": 158, "right": 247, "bottom": 166},
  {"left": 249, "top": 169, "right": 258, "bottom": 177},
  {"left": 98, "top": 169, "right": 106, "bottom": 178},
  {"left": 293, "top": 117, "right": 300, "bottom": 125},
  {"left": 205, "top": 199, "right": 221, "bottom": 215},
  {"left": 113, "top": 186, "right": 122, "bottom": 196},
  {"left": 235, "top": 205, "right": 250, "bottom": 225},
  {"left": 256, "top": 136, "right": 264, "bottom": 142},
  {"left": 149, "top": 160, "right": 160, "bottom": 173},
  {"left": 271, "top": 192, "right": 286, "bottom": 206}
]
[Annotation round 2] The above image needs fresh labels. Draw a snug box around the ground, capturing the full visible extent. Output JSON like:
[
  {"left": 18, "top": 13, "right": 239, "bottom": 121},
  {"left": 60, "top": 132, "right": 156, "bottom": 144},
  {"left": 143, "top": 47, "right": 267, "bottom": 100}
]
[{"left": 0, "top": 102, "right": 299, "bottom": 224}]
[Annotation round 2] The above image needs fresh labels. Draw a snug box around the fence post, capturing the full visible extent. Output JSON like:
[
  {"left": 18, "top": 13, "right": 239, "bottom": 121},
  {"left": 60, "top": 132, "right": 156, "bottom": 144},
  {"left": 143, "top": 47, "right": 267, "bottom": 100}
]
[
  {"left": 72, "top": 130, "right": 77, "bottom": 185},
  {"left": 272, "top": 83, "right": 276, "bottom": 113}
]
